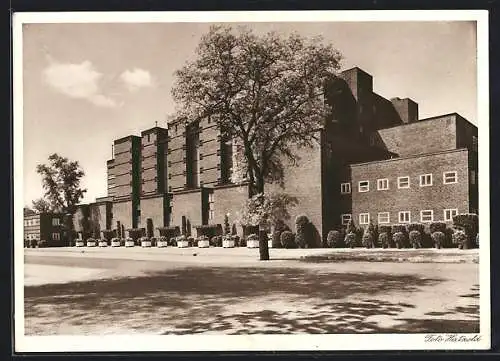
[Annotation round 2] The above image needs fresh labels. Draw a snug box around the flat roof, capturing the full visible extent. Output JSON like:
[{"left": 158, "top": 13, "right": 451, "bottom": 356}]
[
  {"left": 350, "top": 147, "right": 469, "bottom": 168},
  {"left": 377, "top": 112, "right": 476, "bottom": 131}
]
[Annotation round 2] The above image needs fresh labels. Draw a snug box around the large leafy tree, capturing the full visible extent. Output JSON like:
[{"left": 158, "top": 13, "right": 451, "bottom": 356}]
[
  {"left": 36, "top": 153, "right": 87, "bottom": 214},
  {"left": 172, "top": 25, "right": 342, "bottom": 259},
  {"left": 31, "top": 198, "right": 53, "bottom": 213}
]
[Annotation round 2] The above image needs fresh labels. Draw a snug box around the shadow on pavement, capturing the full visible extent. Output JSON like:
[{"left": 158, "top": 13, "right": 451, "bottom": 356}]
[{"left": 25, "top": 267, "right": 478, "bottom": 335}]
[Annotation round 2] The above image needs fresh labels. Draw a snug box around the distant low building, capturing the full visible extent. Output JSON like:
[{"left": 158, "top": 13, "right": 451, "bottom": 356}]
[{"left": 24, "top": 213, "right": 65, "bottom": 246}]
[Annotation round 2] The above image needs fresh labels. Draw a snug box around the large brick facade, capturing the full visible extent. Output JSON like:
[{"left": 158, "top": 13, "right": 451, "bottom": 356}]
[
  {"left": 348, "top": 149, "right": 472, "bottom": 228},
  {"left": 70, "top": 65, "right": 478, "bottom": 245}
]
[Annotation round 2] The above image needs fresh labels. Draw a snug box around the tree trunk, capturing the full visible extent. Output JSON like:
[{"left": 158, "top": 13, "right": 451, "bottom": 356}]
[{"left": 256, "top": 173, "right": 270, "bottom": 261}]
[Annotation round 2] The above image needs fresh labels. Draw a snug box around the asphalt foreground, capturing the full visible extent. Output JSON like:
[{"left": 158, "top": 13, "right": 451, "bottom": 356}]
[{"left": 23, "top": 247, "right": 479, "bottom": 335}]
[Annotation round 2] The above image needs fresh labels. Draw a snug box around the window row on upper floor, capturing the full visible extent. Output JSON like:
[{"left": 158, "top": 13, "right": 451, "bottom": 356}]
[
  {"left": 340, "top": 170, "right": 476, "bottom": 194},
  {"left": 340, "top": 208, "right": 459, "bottom": 226},
  {"left": 24, "top": 218, "right": 61, "bottom": 227}
]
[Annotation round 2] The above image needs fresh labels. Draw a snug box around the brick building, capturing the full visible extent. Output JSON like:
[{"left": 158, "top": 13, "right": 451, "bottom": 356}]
[
  {"left": 24, "top": 213, "right": 65, "bottom": 246},
  {"left": 71, "top": 66, "right": 478, "bottom": 242}
]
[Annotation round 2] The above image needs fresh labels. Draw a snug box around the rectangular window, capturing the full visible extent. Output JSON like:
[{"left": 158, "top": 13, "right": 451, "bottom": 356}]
[
  {"left": 444, "top": 209, "right": 458, "bottom": 221},
  {"left": 470, "top": 170, "right": 476, "bottom": 185},
  {"left": 419, "top": 173, "right": 433, "bottom": 187},
  {"left": 377, "top": 178, "right": 389, "bottom": 190},
  {"left": 399, "top": 211, "right": 411, "bottom": 223},
  {"left": 52, "top": 218, "right": 60, "bottom": 226},
  {"left": 420, "top": 210, "right": 434, "bottom": 223},
  {"left": 443, "top": 171, "right": 458, "bottom": 184},
  {"left": 341, "top": 214, "right": 352, "bottom": 225},
  {"left": 358, "top": 181, "right": 369, "bottom": 192},
  {"left": 52, "top": 233, "right": 60, "bottom": 241},
  {"left": 359, "top": 213, "right": 370, "bottom": 225},
  {"left": 220, "top": 132, "right": 234, "bottom": 184},
  {"left": 340, "top": 182, "right": 351, "bottom": 194},
  {"left": 185, "top": 122, "right": 200, "bottom": 188},
  {"left": 208, "top": 193, "right": 215, "bottom": 220},
  {"left": 378, "top": 212, "right": 390, "bottom": 224},
  {"left": 398, "top": 176, "right": 410, "bottom": 189}
]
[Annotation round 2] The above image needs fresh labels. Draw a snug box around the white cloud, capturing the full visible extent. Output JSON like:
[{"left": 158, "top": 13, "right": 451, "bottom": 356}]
[
  {"left": 120, "top": 68, "right": 153, "bottom": 92},
  {"left": 42, "top": 60, "right": 119, "bottom": 108}
]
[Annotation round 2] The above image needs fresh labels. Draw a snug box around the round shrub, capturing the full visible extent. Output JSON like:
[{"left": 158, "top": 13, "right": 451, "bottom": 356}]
[
  {"left": 295, "top": 232, "right": 307, "bottom": 249},
  {"left": 430, "top": 222, "right": 447, "bottom": 234},
  {"left": 453, "top": 213, "right": 478, "bottom": 247},
  {"left": 362, "top": 228, "right": 376, "bottom": 248},
  {"left": 295, "top": 215, "right": 309, "bottom": 230},
  {"left": 431, "top": 231, "right": 446, "bottom": 249},
  {"left": 409, "top": 230, "right": 422, "bottom": 249},
  {"left": 452, "top": 229, "right": 468, "bottom": 249},
  {"left": 407, "top": 223, "right": 425, "bottom": 234},
  {"left": 392, "top": 232, "right": 407, "bottom": 249},
  {"left": 38, "top": 240, "right": 48, "bottom": 248},
  {"left": 326, "top": 230, "right": 343, "bottom": 248},
  {"left": 378, "top": 232, "right": 392, "bottom": 248},
  {"left": 344, "top": 232, "right": 358, "bottom": 248},
  {"left": 210, "top": 235, "right": 222, "bottom": 247},
  {"left": 280, "top": 231, "right": 296, "bottom": 249}
]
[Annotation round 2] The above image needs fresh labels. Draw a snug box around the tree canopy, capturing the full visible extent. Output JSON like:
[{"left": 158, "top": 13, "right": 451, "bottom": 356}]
[
  {"left": 31, "top": 198, "right": 53, "bottom": 213},
  {"left": 35, "top": 153, "right": 86, "bottom": 214},
  {"left": 172, "top": 25, "right": 342, "bottom": 195}
]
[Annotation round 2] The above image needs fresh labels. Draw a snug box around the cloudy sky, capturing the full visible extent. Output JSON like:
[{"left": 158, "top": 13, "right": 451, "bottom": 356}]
[{"left": 22, "top": 20, "right": 477, "bottom": 206}]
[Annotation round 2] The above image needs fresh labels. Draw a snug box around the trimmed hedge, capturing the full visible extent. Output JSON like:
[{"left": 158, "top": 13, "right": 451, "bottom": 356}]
[
  {"left": 195, "top": 224, "right": 223, "bottom": 239},
  {"left": 210, "top": 235, "right": 222, "bottom": 247},
  {"left": 430, "top": 222, "right": 447, "bottom": 234},
  {"left": 408, "top": 223, "right": 425, "bottom": 234},
  {"left": 378, "top": 225, "right": 392, "bottom": 235},
  {"left": 391, "top": 224, "right": 407, "bottom": 234},
  {"left": 157, "top": 226, "right": 180, "bottom": 238},
  {"left": 453, "top": 213, "right": 478, "bottom": 248}
]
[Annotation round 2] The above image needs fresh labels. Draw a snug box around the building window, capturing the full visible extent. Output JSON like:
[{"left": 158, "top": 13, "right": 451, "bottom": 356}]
[
  {"left": 398, "top": 176, "right": 410, "bottom": 189},
  {"left": 472, "top": 135, "right": 478, "bottom": 152},
  {"left": 185, "top": 122, "right": 200, "bottom": 188},
  {"left": 340, "top": 182, "right": 351, "bottom": 194},
  {"left": 220, "top": 134, "right": 234, "bottom": 184},
  {"left": 399, "top": 211, "right": 411, "bottom": 223},
  {"left": 358, "top": 181, "right": 369, "bottom": 193},
  {"left": 419, "top": 173, "right": 433, "bottom": 187},
  {"left": 359, "top": 213, "right": 370, "bottom": 225},
  {"left": 420, "top": 210, "right": 434, "bottom": 223},
  {"left": 52, "top": 233, "right": 60, "bottom": 241},
  {"left": 52, "top": 218, "right": 60, "bottom": 226},
  {"left": 470, "top": 170, "right": 476, "bottom": 185},
  {"left": 444, "top": 209, "right": 458, "bottom": 221},
  {"left": 208, "top": 192, "right": 215, "bottom": 220},
  {"left": 377, "top": 178, "right": 389, "bottom": 190},
  {"left": 341, "top": 214, "right": 352, "bottom": 225},
  {"left": 443, "top": 171, "right": 458, "bottom": 184},
  {"left": 378, "top": 212, "right": 390, "bottom": 224}
]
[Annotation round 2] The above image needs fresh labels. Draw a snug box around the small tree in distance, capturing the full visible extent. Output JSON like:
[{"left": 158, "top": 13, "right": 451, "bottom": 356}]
[{"left": 172, "top": 25, "right": 342, "bottom": 260}]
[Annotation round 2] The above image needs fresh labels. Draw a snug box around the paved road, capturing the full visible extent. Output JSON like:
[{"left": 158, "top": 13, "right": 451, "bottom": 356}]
[{"left": 23, "top": 247, "right": 480, "bottom": 335}]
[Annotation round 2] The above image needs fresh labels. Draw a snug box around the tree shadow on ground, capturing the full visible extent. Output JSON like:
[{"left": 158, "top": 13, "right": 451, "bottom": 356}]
[{"left": 24, "top": 267, "right": 477, "bottom": 335}]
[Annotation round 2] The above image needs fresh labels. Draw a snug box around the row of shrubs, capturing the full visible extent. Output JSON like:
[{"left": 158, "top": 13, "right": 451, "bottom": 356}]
[{"left": 325, "top": 215, "right": 479, "bottom": 250}]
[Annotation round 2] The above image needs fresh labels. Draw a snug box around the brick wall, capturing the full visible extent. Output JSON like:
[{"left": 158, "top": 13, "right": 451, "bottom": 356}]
[
  {"left": 349, "top": 149, "right": 470, "bottom": 228},
  {"left": 211, "top": 183, "right": 249, "bottom": 236},
  {"left": 266, "top": 138, "right": 323, "bottom": 244},
  {"left": 139, "top": 195, "right": 166, "bottom": 236},
  {"left": 199, "top": 119, "right": 220, "bottom": 186},
  {"left": 167, "top": 121, "right": 186, "bottom": 192},
  {"left": 170, "top": 189, "right": 202, "bottom": 235},
  {"left": 375, "top": 114, "right": 458, "bottom": 156},
  {"left": 89, "top": 202, "right": 111, "bottom": 236},
  {"left": 112, "top": 199, "right": 134, "bottom": 231}
]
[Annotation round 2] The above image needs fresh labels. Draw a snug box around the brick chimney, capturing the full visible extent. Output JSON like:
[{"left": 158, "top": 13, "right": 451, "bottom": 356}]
[{"left": 390, "top": 97, "right": 419, "bottom": 124}]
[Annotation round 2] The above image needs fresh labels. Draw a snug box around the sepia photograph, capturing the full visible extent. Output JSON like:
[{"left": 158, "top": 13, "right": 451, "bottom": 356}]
[{"left": 13, "top": 10, "right": 490, "bottom": 352}]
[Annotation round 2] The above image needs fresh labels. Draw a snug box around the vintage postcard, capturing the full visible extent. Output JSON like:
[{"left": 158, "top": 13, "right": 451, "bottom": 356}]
[{"left": 13, "top": 10, "right": 490, "bottom": 352}]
